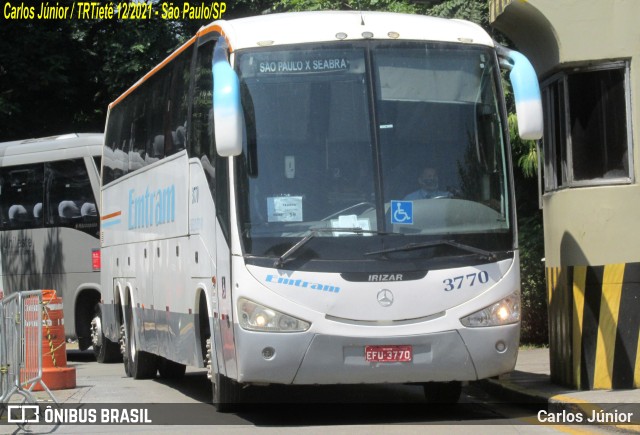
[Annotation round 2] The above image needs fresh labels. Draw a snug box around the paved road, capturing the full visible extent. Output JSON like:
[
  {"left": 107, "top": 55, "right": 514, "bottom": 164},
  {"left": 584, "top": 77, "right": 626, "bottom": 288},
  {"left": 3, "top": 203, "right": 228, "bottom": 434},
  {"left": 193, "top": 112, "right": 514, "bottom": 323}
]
[{"left": 1, "top": 350, "right": 616, "bottom": 435}]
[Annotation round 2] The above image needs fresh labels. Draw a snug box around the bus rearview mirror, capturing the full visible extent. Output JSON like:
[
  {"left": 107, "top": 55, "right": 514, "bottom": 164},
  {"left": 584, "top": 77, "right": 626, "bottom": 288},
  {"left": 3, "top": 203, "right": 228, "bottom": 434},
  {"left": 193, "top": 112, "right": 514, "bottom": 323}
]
[
  {"left": 213, "top": 48, "right": 243, "bottom": 157},
  {"left": 497, "top": 46, "right": 543, "bottom": 141}
]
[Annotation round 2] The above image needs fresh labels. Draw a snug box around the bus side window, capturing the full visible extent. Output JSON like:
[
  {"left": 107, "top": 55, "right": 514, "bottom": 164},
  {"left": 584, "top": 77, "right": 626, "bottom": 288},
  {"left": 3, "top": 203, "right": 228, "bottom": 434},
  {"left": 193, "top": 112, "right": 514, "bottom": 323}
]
[
  {"left": 0, "top": 164, "right": 44, "bottom": 229},
  {"left": 190, "top": 37, "right": 230, "bottom": 241},
  {"left": 104, "top": 99, "right": 132, "bottom": 183},
  {"left": 45, "top": 159, "right": 99, "bottom": 235},
  {"left": 168, "top": 44, "right": 193, "bottom": 154},
  {"left": 190, "top": 39, "right": 216, "bottom": 185},
  {"left": 152, "top": 71, "right": 172, "bottom": 159}
]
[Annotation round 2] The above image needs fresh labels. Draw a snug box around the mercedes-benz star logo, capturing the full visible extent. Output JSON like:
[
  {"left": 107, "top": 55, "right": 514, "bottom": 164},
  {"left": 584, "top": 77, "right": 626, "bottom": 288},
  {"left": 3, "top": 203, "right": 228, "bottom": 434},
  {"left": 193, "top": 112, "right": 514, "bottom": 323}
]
[{"left": 377, "top": 289, "right": 394, "bottom": 307}]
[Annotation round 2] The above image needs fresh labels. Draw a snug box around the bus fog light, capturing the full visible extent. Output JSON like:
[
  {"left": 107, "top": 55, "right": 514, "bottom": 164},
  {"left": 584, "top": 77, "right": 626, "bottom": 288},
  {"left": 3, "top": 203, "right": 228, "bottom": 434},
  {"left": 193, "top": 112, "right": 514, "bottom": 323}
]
[
  {"left": 238, "top": 298, "right": 311, "bottom": 332},
  {"left": 262, "top": 347, "right": 275, "bottom": 360},
  {"left": 495, "top": 340, "right": 506, "bottom": 353},
  {"left": 460, "top": 292, "right": 520, "bottom": 327}
]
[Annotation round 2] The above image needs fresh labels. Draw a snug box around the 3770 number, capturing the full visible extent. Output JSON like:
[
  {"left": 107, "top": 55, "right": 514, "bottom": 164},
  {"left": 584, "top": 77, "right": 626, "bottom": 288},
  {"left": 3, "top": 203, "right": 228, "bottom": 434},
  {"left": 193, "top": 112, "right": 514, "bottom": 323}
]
[{"left": 443, "top": 271, "right": 489, "bottom": 291}]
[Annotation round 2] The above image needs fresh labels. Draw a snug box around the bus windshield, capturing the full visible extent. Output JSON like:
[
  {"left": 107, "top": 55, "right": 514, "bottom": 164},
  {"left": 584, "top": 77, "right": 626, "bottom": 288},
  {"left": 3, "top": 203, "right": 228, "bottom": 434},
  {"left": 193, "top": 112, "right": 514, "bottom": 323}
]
[{"left": 236, "top": 41, "right": 512, "bottom": 266}]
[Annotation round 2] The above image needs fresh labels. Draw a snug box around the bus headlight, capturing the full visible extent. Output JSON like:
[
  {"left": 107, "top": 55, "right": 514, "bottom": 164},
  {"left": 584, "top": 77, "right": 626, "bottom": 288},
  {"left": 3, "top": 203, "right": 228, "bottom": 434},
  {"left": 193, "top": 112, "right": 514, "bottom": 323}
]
[
  {"left": 238, "top": 298, "right": 311, "bottom": 332},
  {"left": 460, "top": 292, "right": 520, "bottom": 327}
]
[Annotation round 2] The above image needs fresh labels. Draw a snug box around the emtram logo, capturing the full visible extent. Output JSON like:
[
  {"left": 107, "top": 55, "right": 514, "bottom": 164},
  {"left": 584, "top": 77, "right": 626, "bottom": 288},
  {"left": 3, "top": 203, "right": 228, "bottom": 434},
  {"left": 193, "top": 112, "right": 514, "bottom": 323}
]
[
  {"left": 265, "top": 274, "right": 341, "bottom": 293},
  {"left": 128, "top": 184, "right": 176, "bottom": 230}
]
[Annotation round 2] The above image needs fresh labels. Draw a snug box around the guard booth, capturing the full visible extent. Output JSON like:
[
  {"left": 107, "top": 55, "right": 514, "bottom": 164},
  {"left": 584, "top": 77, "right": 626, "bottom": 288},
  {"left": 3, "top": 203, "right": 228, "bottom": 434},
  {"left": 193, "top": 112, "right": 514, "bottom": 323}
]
[{"left": 490, "top": 0, "right": 640, "bottom": 390}]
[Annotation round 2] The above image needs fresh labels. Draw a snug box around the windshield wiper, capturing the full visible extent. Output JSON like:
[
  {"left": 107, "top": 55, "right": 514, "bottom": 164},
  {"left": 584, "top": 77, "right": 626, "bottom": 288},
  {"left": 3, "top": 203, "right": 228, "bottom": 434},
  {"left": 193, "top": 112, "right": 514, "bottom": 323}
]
[
  {"left": 364, "top": 239, "right": 497, "bottom": 261},
  {"left": 274, "top": 227, "right": 400, "bottom": 269}
]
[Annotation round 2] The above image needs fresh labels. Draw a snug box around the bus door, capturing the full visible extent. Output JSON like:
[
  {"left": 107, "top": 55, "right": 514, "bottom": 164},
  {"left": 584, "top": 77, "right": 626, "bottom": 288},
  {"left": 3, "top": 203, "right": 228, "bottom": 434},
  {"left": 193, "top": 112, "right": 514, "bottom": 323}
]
[
  {"left": 187, "top": 154, "right": 232, "bottom": 378},
  {"left": 214, "top": 210, "right": 235, "bottom": 379},
  {"left": 191, "top": 34, "right": 237, "bottom": 380}
]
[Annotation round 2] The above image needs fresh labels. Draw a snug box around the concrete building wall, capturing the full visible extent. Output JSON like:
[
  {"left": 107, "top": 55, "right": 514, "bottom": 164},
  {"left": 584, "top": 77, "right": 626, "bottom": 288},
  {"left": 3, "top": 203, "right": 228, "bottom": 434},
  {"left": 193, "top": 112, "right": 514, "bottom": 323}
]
[
  {"left": 491, "top": 0, "right": 640, "bottom": 390},
  {"left": 493, "top": 0, "right": 640, "bottom": 267}
]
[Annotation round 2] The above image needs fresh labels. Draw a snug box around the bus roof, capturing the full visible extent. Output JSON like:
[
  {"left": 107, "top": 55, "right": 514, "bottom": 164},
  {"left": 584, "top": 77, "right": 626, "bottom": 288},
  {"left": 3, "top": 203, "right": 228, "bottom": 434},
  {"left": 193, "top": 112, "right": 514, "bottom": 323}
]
[
  {"left": 203, "top": 11, "right": 494, "bottom": 51},
  {"left": 109, "top": 11, "right": 493, "bottom": 109},
  {"left": 0, "top": 133, "right": 103, "bottom": 164}
]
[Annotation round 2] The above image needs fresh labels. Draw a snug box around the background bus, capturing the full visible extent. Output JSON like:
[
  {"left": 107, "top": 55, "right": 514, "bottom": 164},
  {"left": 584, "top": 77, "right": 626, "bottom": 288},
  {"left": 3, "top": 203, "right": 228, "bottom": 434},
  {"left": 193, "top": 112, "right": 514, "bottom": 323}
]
[
  {"left": 100, "top": 11, "right": 542, "bottom": 409},
  {"left": 0, "top": 133, "right": 117, "bottom": 362}
]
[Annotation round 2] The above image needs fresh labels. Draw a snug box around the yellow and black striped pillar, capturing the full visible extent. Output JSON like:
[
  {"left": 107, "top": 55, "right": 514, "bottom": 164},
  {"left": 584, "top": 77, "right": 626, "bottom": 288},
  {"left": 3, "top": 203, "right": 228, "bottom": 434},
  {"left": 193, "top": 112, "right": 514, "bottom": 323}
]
[{"left": 547, "top": 263, "right": 640, "bottom": 390}]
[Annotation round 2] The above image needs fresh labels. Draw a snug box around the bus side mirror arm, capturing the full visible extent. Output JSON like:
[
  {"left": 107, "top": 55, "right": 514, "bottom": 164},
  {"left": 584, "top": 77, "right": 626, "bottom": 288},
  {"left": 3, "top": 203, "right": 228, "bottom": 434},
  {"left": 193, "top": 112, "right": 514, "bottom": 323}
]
[
  {"left": 212, "top": 39, "right": 243, "bottom": 157},
  {"left": 496, "top": 44, "right": 543, "bottom": 141}
]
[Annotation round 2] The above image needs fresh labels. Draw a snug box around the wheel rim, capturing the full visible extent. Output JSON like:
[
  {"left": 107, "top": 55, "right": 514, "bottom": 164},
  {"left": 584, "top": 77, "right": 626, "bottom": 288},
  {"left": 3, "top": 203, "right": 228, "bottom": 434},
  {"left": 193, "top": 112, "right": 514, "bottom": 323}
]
[
  {"left": 205, "top": 338, "right": 213, "bottom": 379},
  {"left": 90, "top": 315, "right": 103, "bottom": 348},
  {"left": 128, "top": 323, "right": 137, "bottom": 364},
  {"left": 119, "top": 324, "right": 126, "bottom": 355},
  {"left": 206, "top": 337, "right": 219, "bottom": 401}
]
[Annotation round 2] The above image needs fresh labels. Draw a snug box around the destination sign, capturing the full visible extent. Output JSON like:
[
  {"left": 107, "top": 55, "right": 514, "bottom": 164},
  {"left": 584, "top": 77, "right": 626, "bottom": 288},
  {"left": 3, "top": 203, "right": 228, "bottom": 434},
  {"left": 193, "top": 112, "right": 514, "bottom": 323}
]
[
  {"left": 258, "top": 58, "right": 349, "bottom": 74},
  {"left": 239, "top": 49, "right": 364, "bottom": 77}
]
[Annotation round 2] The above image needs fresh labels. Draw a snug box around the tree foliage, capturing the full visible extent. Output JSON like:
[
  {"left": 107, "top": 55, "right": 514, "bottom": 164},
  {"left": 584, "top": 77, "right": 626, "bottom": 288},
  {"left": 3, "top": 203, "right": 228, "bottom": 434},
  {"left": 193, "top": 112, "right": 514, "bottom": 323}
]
[
  {"left": 518, "top": 213, "right": 548, "bottom": 345},
  {"left": 0, "top": 0, "right": 265, "bottom": 141},
  {"left": 426, "top": 0, "right": 488, "bottom": 29},
  {"left": 509, "top": 112, "right": 547, "bottom": 345},
  {"left": 272, "top": 0, "right": 417, "bottom": 13},
  {"left": 0, "top": 0, "right": 495, "bottom": 141},
  {"left": 509, "top": 113, "right": 538, "bottom": 178}
]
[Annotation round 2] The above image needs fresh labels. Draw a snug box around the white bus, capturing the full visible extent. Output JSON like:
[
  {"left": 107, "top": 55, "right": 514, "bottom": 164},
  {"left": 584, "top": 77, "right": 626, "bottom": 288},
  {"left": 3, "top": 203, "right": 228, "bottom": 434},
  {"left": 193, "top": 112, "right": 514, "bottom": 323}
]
[
  {"left": 0, "top": 133, "right": 117, "bottom": 362},
  {"left": 100, "top": 11, "right": 543, "bottom": 409}
]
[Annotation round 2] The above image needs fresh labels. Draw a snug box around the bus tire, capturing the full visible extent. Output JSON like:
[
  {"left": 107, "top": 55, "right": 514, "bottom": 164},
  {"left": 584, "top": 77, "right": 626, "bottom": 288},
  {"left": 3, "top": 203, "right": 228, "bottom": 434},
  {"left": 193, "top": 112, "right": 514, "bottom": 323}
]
[
  {"left": 158, "top": 357, "right": 186, "bottom": 379},
  {"left": 92, "top": 304, "right": 121, "bottom": 363},
  {"left": 212, "top": 372, "right": 241, "bottom": 412},
  {"left": 422, "top": 381, "right": 462, "bottom": 404},
  {"left": 119, "top": 323, "right": 132, "bottom": 378},
  {"left": 124, "top": 303, "right": 157, "bottom": 379}
]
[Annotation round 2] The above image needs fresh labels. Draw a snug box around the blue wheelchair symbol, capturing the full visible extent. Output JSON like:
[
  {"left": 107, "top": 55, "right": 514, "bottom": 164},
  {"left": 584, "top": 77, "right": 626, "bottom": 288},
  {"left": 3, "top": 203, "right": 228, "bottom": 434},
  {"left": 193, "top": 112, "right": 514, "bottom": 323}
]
[{"left": 391, "top": 201, "right": 413, "bottom": 225}]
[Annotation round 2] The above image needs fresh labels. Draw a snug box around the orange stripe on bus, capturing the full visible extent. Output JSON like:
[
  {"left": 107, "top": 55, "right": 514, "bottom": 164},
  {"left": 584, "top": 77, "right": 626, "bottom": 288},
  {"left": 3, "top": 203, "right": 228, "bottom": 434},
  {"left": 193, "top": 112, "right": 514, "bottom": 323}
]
[
  {"left": 101, "top": 211, "right": 122, "bottom": 221},
  {"left": 109, "top": 35, "right": 197, "bottom": 109},
  {"left": 197, "top": 24, "right": 233, "bottom": 52},
  {"left": 108, "top": 24, "right": 233, "bottom": 110}
]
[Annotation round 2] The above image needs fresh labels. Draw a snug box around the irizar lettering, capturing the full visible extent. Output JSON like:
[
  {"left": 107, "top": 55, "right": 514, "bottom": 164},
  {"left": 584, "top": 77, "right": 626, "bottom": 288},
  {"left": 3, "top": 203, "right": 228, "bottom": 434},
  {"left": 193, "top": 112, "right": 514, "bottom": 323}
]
[
  {"left": 265, "top": 274, "right": 340, "bottom": 293},
  {"left": 128, "top": 185, "right": 176, "bottom": 230},
  {"left": 368, "top": 274, "right": 403, "bottom": 282}
]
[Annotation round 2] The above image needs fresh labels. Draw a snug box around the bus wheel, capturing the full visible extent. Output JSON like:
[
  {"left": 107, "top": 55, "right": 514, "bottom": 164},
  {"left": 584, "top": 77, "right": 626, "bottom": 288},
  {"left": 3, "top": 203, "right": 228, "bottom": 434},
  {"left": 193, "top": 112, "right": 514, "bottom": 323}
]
[
  {"left": 158, "top": 357, "right": 186, "bottom": 379},
  {"left": 91, "top": 304, "right": 121, "bottom": 363},
  {"left": 119, "top": 323, "right": 131, "bottom": 377},
  {"left": 212, "top": 373, "right": 241, "bottom": 412},
  {"left": 423, "top": 381, "right": 462, "bottom": 404},
  {"left": 124, "top": 303, "right": 157, "bottom": 379},
  {"left": 206, "top": 338, "right": 241, "bottom": 412}
]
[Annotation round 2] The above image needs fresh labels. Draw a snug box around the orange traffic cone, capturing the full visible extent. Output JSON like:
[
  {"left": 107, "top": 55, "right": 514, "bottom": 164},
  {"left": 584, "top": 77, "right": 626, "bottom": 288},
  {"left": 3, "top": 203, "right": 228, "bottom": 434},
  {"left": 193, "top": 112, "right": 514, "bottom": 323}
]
[{"left": 31, "top": 289, "right": 76, "bottom": 391}]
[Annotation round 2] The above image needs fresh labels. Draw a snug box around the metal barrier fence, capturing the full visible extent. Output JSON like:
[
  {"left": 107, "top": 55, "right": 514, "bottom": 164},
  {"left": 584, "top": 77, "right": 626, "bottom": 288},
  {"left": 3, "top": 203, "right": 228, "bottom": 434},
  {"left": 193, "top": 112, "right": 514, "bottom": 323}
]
[{"left": 0, "top": 290, "right": 56, "bottom": 405}]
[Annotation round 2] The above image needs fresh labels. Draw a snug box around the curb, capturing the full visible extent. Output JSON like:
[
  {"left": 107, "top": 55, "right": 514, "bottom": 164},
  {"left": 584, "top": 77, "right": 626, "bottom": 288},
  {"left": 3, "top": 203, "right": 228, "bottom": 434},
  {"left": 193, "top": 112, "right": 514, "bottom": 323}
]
[
  {"left": 478, "top": 378, "right": 640, "bottom": 432},
  {"left": 477, "top": 378, "right": 549, "bottom": 405}
]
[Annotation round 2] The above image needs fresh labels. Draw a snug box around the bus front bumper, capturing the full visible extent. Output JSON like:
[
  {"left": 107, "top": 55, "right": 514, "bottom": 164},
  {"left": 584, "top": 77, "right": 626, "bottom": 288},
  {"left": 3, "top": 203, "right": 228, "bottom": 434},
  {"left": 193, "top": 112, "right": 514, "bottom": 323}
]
[{"left": 234, "top": 324, "right": 518, "bottom": 385}]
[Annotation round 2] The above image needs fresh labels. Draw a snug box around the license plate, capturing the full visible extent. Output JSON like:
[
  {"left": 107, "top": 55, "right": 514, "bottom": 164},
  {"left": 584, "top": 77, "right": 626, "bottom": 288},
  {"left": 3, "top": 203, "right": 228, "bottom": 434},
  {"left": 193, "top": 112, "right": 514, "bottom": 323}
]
[{"left": 365, "top": 345, "right": 412, "bottom": 362}]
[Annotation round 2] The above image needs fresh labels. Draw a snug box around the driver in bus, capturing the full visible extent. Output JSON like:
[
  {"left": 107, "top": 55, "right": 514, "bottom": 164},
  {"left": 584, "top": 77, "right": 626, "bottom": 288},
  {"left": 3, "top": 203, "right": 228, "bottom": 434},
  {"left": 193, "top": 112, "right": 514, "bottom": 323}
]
[{"left": 404, "top": 167, "right": 451, "bottom": 200}]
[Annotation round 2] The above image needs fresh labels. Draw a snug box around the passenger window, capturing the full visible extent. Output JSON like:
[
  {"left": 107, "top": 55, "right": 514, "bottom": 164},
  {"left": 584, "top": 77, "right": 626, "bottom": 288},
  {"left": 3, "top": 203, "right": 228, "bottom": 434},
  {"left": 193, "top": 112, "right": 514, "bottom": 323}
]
[
  {"left": 45, "top": 159, "right": 99, "bottom": 237},
  {"left": 104, "top": 100, "right": 131, "bottom": 184},
  {"left": 0, "top": 164, "right": 44, "bottom": 229},
  {"left": 168, "top": 45, "right": 193, "bottom": 153},
  {"left": 191, "top": 38, "right": 230, "bottom": 242},
  {"left": 191, "top": 39, "right": 217, "bottom": 189}
]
